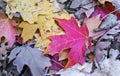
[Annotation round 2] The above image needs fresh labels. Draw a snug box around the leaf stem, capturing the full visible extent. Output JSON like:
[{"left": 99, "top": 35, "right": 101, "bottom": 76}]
[
  {"left": 51, "top": 59, "right": 64, "bottom": 67},
  {"left": 102, "top": 7, "right": 120, "bottom": 20}
]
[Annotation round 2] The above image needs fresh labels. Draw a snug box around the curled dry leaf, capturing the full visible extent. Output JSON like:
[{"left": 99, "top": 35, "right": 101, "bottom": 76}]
[{"left": 8, "top": 42, "right": 51, "bottom": 76}]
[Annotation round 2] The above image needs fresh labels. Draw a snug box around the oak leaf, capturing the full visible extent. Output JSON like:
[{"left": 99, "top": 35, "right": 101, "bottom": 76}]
[{"left": 47, "top": 17, "right": 91, "bottom": 69}]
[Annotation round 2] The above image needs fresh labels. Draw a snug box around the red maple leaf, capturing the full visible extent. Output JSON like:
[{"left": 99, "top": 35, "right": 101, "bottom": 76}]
[{"left": 47, "top": 17, "right": 91, "bottom": 69}]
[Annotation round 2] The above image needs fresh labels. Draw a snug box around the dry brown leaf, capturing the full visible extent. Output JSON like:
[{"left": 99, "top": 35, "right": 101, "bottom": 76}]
[{"left": 84, "top": 14, "right": 105, "bottom": 39}]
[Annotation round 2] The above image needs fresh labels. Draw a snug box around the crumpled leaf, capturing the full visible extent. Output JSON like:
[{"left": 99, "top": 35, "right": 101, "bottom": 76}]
[
  {"left": 47, "top": 17, "right": 91, "bottom": 69},
  {"left": 100, "top": 24, "right": 120, "bottom": 40},
  {"left": 75, "top": 2, "right": 95, "bottom": 19},
  {"left": 19, "top": 11, "right": 70, "bottom": 49},
  {"left": 8, "top": 41, "right": 51, "bottom": 76},
  {"left": 95, "top": 23, "right": 120, "bottom": 62},
  {"left": 0, "top": 40, "right": 9, "bottom": 60},
  {"left": 100, "top": 14, "right": 117, "bottom": 29},
  {"left": 0, "top": 13, "right": 18, "bottom": 46},
  {"left": 4, "top": 0, "right": 59, "bottom": 24}
]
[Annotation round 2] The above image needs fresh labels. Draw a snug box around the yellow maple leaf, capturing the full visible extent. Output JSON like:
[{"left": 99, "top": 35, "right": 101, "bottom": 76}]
[
  {"left": 19, "top": 11, "right": 70, "bottom": 49},
  {"left": 4, "top": 0, "right": 59, "bottom": 24}
]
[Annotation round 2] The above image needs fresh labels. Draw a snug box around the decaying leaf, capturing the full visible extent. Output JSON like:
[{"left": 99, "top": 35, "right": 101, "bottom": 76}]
[
  {"left": 8, "top": 41, "right": 51, "bottom": 76},
  {"left": 4, "top": 0, "right": 60, "bottom": 24},
  {"left": 47, "top": 17, "right": 91, "bottom": 69},
  {"left": 0, "top": 13, "right": 18, "bottom": 46}
]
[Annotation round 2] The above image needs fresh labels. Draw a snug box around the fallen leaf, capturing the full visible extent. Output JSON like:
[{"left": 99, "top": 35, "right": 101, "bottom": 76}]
[
  {"left": 0, "top": 0, "right": 6, "bottom": 13},
  {"left": 70, "top": 0, "right": 90, "bottom": 9},
  {"left": 4, "top": 0, "right": 59, "bottom": 24},
  {"left": 98, "top": 0, "right": 113, "bottom": 4},
  {"left": 99, "top": 24, "right": 120, "bottom": 40},
  {"left": 112, "top": 0, "right": 120, "bottom": 13},
  {"left": 49, "top": 54, "right": 64, "bottom": 71},
  {"left": 84, "top": 14, "right": 101, "bottom": 36},
  {"left": 75, "top": 2, "right": 95, "bottom": 19},
  {"left": 19, "top": 21, "right": 38, "bottom": 42},
  {"left": 86, "top": 69, "right": 107, "bottom": 76},
  {"left": 0, "top": 40, "right": 9, "bottom": 60},
  {"left": 57, "top": 68, "right": 85, "bottom": 76},
  {"left": 0, "top": 13, "right": 18, "bottom": 46},
  {"left": 47, "top": 17, "right": 91, "bottom": 69},
  {"left": 84, "top": 14, "right": 105, "bottom": 39},
  {"left": 57, "top": 63, "right": 92, "bottom": 76},
  {"left": 100, "top": 14, "right": 117, "bottom": 29},
  {"left": 8, "top": 41, "right": 51, "bottom": 76},
  {"left": 19, "top": 11, "right": 70, "bottom": 49},
  {"left": 90, "top": 8, "right": 106, "bottom": 19}
]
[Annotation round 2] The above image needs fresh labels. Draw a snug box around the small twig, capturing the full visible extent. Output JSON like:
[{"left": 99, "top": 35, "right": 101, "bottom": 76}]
[{"left": 44, "top": 67, "right": 49, "bottom": 76}]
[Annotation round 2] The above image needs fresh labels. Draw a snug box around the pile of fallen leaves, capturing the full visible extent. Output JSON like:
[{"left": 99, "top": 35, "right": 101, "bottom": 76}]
[{"left": 1, "top": 0, "right": 120, "bottom": 76}]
